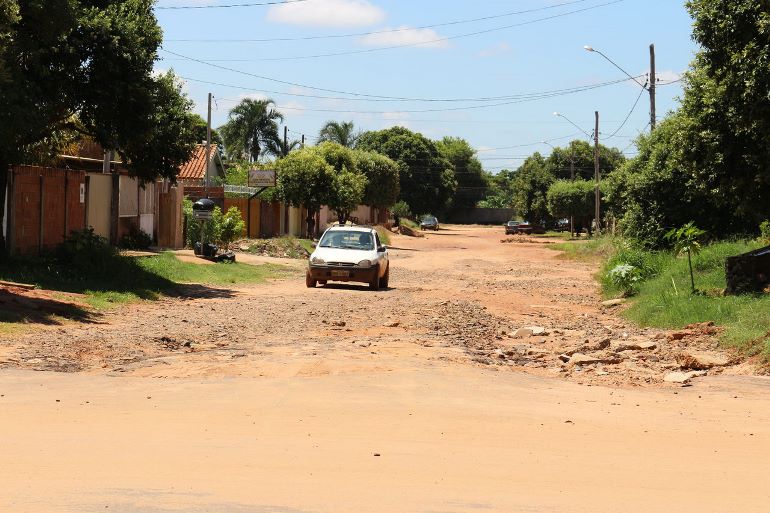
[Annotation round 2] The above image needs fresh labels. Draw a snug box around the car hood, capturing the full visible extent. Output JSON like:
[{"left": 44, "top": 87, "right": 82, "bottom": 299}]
[{"left": 311, "top": 247, "right": 377, "bottom": 264}]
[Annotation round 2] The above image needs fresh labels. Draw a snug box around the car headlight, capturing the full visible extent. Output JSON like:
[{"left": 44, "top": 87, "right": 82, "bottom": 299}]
[
  {"left": 311, "top": 257, "right": 326, "bottom": 265},
  {"left": 357, "top": 259, "right": 372, "bottom": 268}
]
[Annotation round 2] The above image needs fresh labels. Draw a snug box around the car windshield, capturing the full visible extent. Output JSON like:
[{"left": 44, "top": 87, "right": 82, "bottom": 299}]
[
  {"left": 507, "top": 221, "right": 519, "bottom": 226},
  {"left": 319, "top": 230, "right": 375, "bottom": 250},
  {"left": 422, "top": 216, "right": 436, "bottom": 223}
]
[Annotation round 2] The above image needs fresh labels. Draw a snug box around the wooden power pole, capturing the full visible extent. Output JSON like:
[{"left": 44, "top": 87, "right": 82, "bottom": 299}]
[
  {"left": 649, "top": 44, "right": 656, "bottom": 130},
  {"left": 594, "top": 111, "right": 601, "bottom": 233},
  {"left": 204, "top": 92, "right": 212, "bottom": 196}
]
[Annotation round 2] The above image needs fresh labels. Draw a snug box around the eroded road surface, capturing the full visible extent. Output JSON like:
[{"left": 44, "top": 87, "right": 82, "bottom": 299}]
[{"left": 1, "top": 225, "right": 769, "bottom": 513}]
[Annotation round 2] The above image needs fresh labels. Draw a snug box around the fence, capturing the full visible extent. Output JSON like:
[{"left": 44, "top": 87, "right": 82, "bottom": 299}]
[
  {"left": 445, "top": 208, "right": 515, "bottom": 225},
  {"left": 7, "top": 166, "right": 87, "bottom": 255}
]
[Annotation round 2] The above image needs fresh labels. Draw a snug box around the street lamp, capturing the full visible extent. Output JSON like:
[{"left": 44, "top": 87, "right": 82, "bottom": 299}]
[
  {"left": 584, "top": 44, "right": 657, "bottom": 129},
  {"left": 553, "top": 112, "right": 591, "bottom": 139}
]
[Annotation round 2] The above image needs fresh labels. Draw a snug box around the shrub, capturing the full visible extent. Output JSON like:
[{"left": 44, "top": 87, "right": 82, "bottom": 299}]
[
  {"left": 216, "top": 206, "right": 246, "bottom": 248},
  {"left": 119, "top": 228, "right": 153, "bottom": 250},
  {"left": 607, "top": 263, "right": 642, "bottom": 296},
  {"left": 58, "top": 228, "right": 118, "bottom": 274},
  {"left": 760, "top": 220, "right": 770, "bottom": 242},
  {"left": 391, "top": 200, "right": 411, "bottom": 220}
]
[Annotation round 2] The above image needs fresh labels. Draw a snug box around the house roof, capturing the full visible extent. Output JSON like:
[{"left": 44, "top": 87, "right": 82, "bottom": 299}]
[{"left": 177, "top": 144, "right": 220, "bottom": 180}]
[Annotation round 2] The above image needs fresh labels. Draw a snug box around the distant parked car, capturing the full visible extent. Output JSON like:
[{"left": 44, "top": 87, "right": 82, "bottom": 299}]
[
  {"left": 555, "top": 219, "right": 570, "bottom": 232},
  {"left": 505, "top": 220, "right": 522, "bottom": 235},
  {"left": 420, "top": 215, "right": 440, "bottom": 231},
  {"left": 506, "top": 221, "right": 545, "bottom": 235}
]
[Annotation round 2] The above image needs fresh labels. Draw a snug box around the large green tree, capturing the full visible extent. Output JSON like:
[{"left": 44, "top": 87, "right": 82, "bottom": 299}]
[
  {"left": 317, "top": 120, "right": 359, "bottom": 147},
  {"left": 0, "top": 0, "right": 198, "bottom": 252},
  {"left": 511, "top": 153, "right": 554, "bottom": 225},
  {"left": 355, "top": 150, "right": 400, "bottom": 212},
  {"left": 545, "top": 140, "right": 626, "bottom": 181},
  {"left": 316, "top": 142, "right": 366, "bottom": 224},
  {"left": 219, "top": 98, "right": 283, "bottom": 162},
  {"left": 276, "top": 147, "right": 335, "bottom": 237},
  {"left": 675, "top": 0, "right": 770, "bottom": 226},
  {"left": 356, "top": 127, "right": 456, "bottom": 217},
  {"left": 546, "top": 179, "right": 596, "bottom": 235},
  {"left": 436, "top": 136, "right": 488, "bottom": 211}
]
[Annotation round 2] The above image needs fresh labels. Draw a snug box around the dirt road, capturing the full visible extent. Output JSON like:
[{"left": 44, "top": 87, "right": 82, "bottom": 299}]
[{"left": 1, "top": 225, "right": 769, "bottom": 512}]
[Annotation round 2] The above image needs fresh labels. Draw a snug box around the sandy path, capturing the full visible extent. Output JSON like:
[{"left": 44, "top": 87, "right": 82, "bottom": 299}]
[{"left": 1, "top": 225, "right": 768, "bottom": 512}]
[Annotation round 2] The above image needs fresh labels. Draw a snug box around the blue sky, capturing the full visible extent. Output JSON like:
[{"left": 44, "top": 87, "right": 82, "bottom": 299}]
[{"left": 155, "top": 0, "right": 696, "bottom": 172}]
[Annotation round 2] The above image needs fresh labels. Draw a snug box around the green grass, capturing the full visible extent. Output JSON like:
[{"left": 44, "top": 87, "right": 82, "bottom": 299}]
[
  {"left": 375, "top": 226, "right": 392, "bottom": 246},
  {"left": 401, "top": 218, "right": 419, "bottom": 230},
  {"left": 550, "top": 237, "right": 770, "bottom": 357},
  {"left": 0, "top": 252, "right": 285, "bottom": 313}
]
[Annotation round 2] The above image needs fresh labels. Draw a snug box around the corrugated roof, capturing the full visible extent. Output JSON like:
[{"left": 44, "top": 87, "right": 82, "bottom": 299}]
[{"left": 178, "top": 144, "right": 218, "bottom": 180}]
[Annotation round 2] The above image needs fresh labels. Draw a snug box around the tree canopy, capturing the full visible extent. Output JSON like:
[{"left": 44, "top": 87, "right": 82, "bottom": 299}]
[
  {"left": 510, "top": 153, "right": 554, "bottom": 225},
  {"left": 0, "top": 0, "right": 199, "bottom": 251},
  {"left": 356, "top": 127, "right": 456, "bottom": 217},
  {"left": 544, "top": 140, "right": 626, "bottom": 181},
  {"left": 436, "top": 136, "right": 488, "bottom": 211},
  {"left": 317, "top": 121, "right": 359, "bottom": 147},
  {"left": 355, "top": 150, "right": 400, "bottom": 210},
  {"left": 219, "top": 98, "right": 283, "bottom": 162}
]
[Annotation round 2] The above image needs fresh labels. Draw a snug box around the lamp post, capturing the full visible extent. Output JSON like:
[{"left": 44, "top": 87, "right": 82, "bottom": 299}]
[{"left": 584, "top": 44, "right": 656, "bottom": 130}]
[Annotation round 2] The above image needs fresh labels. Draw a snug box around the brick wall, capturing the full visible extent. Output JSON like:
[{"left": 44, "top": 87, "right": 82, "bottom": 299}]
[{"left": 9, "top": 166, "right": 86, "bottom": 255}]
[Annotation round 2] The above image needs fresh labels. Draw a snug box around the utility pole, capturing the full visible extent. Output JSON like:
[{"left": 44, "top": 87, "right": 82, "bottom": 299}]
[
  {"left": 594, "top": 111, "right": 601, "bottom": 234},
  {"left": 569, "top": 143, "right": 575, "bottom": 237},
  {"left": 204, "top": 92, "right": 212, "bottom": 196},
  {"left": 301, "top": 134, "right": 305, "bottom": 148},
  {"left": 649, "top": 44, "right": 656, "bottom": 130}
]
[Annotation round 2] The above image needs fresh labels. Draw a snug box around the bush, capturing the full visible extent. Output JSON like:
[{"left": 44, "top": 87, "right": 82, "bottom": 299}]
[
  {"left": 183, "top": 199, "right": 245, "bottom": 249},
  {"left": 391, "top": 200, "right": 411, "bottom": 220},
  {"left": 607, "top": 263, "right": 642, "bottom": 296},
  {"left": 119, "top": 228, "right": 153, "bottom": 250},
  {"left": 58, "top": 228, "right": 118, "bottom": 274},
  {"left": 760, "top": 220, "right": 770, "bottom": 242}
]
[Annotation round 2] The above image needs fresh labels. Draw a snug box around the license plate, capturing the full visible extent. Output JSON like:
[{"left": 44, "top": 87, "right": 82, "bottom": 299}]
[{"left": 331, "top": 270, "right": 350, "bottom": 278}]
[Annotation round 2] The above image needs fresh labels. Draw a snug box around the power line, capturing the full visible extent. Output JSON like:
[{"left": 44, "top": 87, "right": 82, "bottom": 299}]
[
  {"left": 161, "top": 0, "right": 626, "bottom": 61},
  {"left": 212, "top": 77, "right": 640, "bottom": 114},
  {"left": 605, "top": 79, "right": 648, "bottom": 139},
  {"left": 156, "top": 0, "right": 307, "bottom": 10},
  {"left": 476, "top": 132, "right": 582, "bottom": 152},
  {"left": 176, "top": 73, "right": 643, "bottom": 104},
  {"left": 166, "top": 0, "right": 594, "bottom": 42}
]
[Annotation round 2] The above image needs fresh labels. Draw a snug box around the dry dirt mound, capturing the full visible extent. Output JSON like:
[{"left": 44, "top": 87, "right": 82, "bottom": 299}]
[{"left": 235, "top": 238, "right": 310, "bottom": 259}]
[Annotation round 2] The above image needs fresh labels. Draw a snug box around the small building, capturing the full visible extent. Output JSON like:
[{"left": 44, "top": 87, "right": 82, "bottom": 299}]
[{"left": 176, "top": 144, "right": 225, "bottom": 186}]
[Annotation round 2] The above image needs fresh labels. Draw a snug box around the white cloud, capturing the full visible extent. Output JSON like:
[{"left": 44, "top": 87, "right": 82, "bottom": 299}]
[
  {"left": 360, "top": 26, "right": 449, "bottom": 49},
  {"left": 656, "top": 70, "right": 682, "bottom": 84},
  {"left": 267, "top": 0, "right": 385, "bottom": 28},
  {"left": 477, "top": 42, "right": 511, "bottom": 58}
]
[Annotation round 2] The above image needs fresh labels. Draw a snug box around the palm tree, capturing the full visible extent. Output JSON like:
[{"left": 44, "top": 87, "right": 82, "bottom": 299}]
[
  {"left": 317, "top": 120, "right": 359, "bottom": 147},
  {"left": 220, "top": 98, "right": 283, "bottom": 162},
  {"left": 266, "top": 134, "right": 301, "bottom": 157}
]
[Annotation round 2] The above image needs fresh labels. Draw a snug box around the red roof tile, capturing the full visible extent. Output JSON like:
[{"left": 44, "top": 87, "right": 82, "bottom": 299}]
[{"left": 178, "top": 144, "right": 218, "bottom": 180}]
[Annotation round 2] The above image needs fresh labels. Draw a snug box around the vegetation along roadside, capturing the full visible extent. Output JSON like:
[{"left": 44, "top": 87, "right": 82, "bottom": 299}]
[{"left": 550, "top": 235, "right": 770, "bottom": 359}]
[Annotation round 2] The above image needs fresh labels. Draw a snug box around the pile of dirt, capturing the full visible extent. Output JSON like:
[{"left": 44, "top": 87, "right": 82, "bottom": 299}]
[
  {"left": 414, "top": 299, "right": 745, "bottom": 387},
  {"left": 236, "top": 238, "right": 311, "bottom": 259},
  {"left": 500, "top": 235, "right": 556, "bottom": 244}
]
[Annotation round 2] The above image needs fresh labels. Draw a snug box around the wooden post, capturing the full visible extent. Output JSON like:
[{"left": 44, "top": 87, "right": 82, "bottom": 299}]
[
  {"left": 110, "top": 170, "right": 119, "bottom": 245},
  {"left": 84, "top": 175, "right": 90, "bottom": 230},
  {"left": 63, "top": 171, "right": 69, "bottom": 240},
  {"left": 6, "top": 166, "right": 15, "bottom": 254},
  {"left": 39, "top": 174, "right": 44, "bottom": 254}
]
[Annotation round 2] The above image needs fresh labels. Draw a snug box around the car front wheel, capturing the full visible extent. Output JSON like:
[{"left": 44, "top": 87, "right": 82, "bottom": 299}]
[
  {"left": 305, "top": 272, "right": 317, "bottom": 288},
  {"left": 379, "top": 264, "right": 389, "bottom": 289},
  {"left": 369, "top": 265, "right": 380, "bottom": 291}
]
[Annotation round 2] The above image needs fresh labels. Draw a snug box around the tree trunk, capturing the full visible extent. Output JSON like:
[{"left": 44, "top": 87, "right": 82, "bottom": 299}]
[
  {"left": 688, "top": 251, "right": 695, "bottom": 293},
  {"left": 306, "top": 207, "right": 315, "bottom": 240}
]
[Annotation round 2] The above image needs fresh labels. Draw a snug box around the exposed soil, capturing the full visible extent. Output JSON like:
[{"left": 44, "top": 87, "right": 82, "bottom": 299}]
[
  {"left": 2, "top": 225, "right": 770, "bottom": 513},
  {"left": 0, "top": 225, "right": 754, "bottom": 386}
]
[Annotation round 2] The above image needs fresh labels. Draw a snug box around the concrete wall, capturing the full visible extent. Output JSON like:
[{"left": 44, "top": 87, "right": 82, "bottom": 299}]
[
  {"left": 86, "top": 174, "right": 112, "bottom": 239},
  {"left": 445, "top": 208, "right": 515, "bottom": 225}
]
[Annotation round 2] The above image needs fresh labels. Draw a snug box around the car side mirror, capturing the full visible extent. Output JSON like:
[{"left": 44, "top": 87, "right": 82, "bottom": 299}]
[
  {"left": 377, "top": 246, "right": 387, "bottom": 253},
  {"left": 311, "top": 242, "right": 317, "bottom": 248}
]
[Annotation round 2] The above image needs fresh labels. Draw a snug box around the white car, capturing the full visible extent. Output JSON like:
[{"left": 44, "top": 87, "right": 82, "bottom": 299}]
[{"left": 306, "top": 225, "right": 390, "bottom": 290}]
